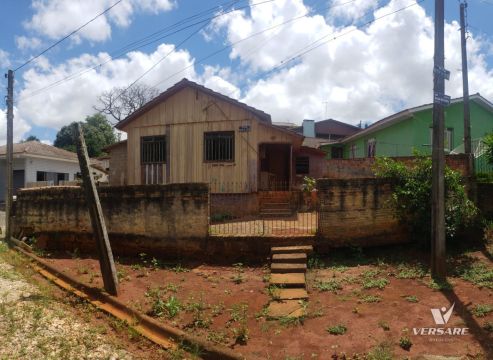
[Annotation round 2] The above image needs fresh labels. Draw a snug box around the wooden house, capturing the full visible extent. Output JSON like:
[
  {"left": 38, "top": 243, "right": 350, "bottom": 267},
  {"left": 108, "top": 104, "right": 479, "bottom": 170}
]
[{"left": 110, "top": 78, "right": 328, "bottom": 193}]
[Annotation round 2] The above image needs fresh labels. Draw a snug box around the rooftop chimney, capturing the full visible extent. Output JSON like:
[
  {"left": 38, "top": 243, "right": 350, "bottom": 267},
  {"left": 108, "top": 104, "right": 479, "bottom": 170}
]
[{"left": 302, "top": 119, "right": 315, "bottom": 137}]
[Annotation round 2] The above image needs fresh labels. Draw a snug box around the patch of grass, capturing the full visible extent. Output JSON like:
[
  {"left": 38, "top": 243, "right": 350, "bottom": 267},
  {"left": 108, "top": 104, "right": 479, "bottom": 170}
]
[
  {"left": 362, "top": 277, "right": 389, "bottom": 290},
  {"left": 378, "top": 320, "right": 390, "bottom": 331},
  {"left": 229, "top": 303, "right": 249, "bottom": 344},
  {"left": 231, "top": 263, "right": 245, "bottom": 284},
  {"left": 367, "top": 341, "right": 394, "bottom": 360},
  {"left": 326, "top": 324, "right": 347, "bottom": 335},
  {"left": 186, "top": 295, "right": 211, "bottom": 329},
  {"left": 456, "top": 262, "right": 493, "bottom": 289},
  {"left": 307, "top": 255, "right": 325, "bottom": 269},
  {"left": 471, "top": 304, "right": 493, "bottom": 318},
  {"left": 428, "top": 278, "right": 453, "bottom": 290},
  {"left": 360, "top": 295, "right": 382, "bottom": 303},
  {"left": 398, "top": 336, "right": 412, "bottom": 351},
  {"left": 314, "top": 279, "right": 342, "bottom": 293},
  {"left": 149, "top": 296, "right": 182, "bottom": 319},
  {"left": 211, "top": 302, "right": 225, "bottom": 317},
  {"left": 395, "top": 263, "right": 427, "bottom": 279},
  {"left": 206, "top": 330, "right": 228, "bottom": 344},
  {"left": 279, "top": 316, "right": 304, "bottom": 327},
  {"left": 267, "top": 284, "right": 282, "bottom": 300},
  {"left": 403, "top": 295, "right": 419, "bottom": 303}
]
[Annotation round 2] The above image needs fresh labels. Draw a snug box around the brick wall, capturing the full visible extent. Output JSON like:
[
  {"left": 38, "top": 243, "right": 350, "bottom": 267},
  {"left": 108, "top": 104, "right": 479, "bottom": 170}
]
[
  {"left": 13, "top": 184, "right": 209, "bottom": 257},
  {"left": 108, "top": 142, "right": 127, "bottom": 185},
  {"left": 316, "top": 178, "right": 408, "bottom": 247},
  {"left": 325, "top": 154, "right": 471, "bottom": 179}
]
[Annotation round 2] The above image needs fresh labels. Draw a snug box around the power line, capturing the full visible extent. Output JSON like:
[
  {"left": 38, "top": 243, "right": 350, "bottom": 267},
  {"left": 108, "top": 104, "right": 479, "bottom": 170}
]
[
  {"left": 14, "top": 0, "right": 124, "bottom": 72},
  {"left": 16, "top": 0, "right": 275, "bottom": 102}
]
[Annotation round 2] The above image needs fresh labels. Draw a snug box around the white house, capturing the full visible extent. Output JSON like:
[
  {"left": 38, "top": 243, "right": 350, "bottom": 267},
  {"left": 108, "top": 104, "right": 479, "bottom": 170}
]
[{"left": 0, "top": 141, "right": 92, "bottom": 202}]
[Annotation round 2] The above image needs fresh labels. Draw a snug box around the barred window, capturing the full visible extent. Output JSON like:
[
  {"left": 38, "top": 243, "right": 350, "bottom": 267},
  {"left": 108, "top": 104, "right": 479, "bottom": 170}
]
[
  {"left": 204, "top": 131, "right": 235, "bottom": 162},
  {"left": 141, "top": 136, "right": 166, "bottom": 164},
  {"left": 295, "top": 156, "right": 309, "bottom": 174}
]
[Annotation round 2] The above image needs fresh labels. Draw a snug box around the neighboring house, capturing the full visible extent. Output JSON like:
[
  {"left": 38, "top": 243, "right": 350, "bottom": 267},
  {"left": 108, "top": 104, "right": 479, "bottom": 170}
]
[
  {"left": 293, "top": 118, "right": 361, "bottom": 141},
  {"left": 0, "top": 141, "right": 80, "bottom": 202},
  {"left": 0, "top": 141, "right": 109, "bottom": 202},
  {"left": 323, "top": 94, "right": 493, "bottom": 161},
  {"left": 109, "top": 78, "right": 326, "bottom": 192}
]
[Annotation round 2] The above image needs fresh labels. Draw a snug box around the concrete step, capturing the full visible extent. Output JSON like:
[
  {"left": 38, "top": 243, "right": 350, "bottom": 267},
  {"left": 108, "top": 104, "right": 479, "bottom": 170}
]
[
  {"left": 266, "top": 299, "right": 306, "bottom": 319},
  {"left": 271, "top": 288, "right": 308, "bottom": 300},
  {"left": 272, "top": 253, "right": 307, "bottom": 263},
  {"left": 271, "top": 263, "right": 307, "bottom": 273},
  {"left": 270, "top": 273, "right": 305, "bottom": 287},
  {"left": 271, "top": 245, "right": 313, "bottom": 254}
]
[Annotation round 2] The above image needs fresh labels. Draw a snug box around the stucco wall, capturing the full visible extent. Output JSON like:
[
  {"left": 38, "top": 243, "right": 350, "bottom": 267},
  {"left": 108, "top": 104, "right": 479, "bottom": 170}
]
[
  {"left": 13, "top": 184, "right": 209, "bottom": 257},
  {"left": 317, "top": 178, "right": 408, "bottom": 247},
  {"left": 24, "top": 156, "right": 80, "bottom": 183}
]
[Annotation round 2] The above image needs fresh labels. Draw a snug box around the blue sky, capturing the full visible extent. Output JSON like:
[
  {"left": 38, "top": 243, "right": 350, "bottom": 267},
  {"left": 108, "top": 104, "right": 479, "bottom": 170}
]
[{"left": 1, "top": 0, "right": 492, "bottom": 145}]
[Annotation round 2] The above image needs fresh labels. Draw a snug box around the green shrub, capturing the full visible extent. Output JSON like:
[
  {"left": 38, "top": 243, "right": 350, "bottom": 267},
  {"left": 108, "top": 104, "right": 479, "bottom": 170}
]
[
  {"left": 373, "top": 154, "right": 478, "bottom": 244},
  {"left": 326, "top": 324, "right": 347, "bottom": 335},
  {"left": 398, "top": 336, "right": 413, "bottom": 350}
]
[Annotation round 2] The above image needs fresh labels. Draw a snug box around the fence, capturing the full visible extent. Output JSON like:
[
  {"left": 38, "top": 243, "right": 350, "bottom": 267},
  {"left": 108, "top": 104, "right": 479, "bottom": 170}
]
[{"left": 209, "top": 186, "right": 318, "bottom": 236}]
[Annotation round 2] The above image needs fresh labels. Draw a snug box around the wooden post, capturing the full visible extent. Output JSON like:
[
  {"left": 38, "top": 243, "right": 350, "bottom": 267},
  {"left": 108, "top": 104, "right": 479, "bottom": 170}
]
[
  {"left": 431, "top": 0, "right": 447, "bottom": 280},
  {"left": 75, "top": 123, "right": 119, "bottom": 296},
  {"left": 5, "top": 70, "right": 14, "bottom": 246}
]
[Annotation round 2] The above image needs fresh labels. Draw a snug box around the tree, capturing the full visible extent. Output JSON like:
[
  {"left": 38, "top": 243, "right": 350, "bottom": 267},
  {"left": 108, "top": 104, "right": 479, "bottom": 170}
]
[
  {"left": 54, "top": 114, "right": 116, "bottom": 157},
  {"left": 373, "top": 154, "right": 477, "bottom": 244},
  {"left": 21, "top": 135, "right": 40, "bottom": 142},
  {"left": 94, "top": 84, "right": 159, "bottom": 123},
  {"left": 484, "top": 132, "right": 493, "bottom": 165}
]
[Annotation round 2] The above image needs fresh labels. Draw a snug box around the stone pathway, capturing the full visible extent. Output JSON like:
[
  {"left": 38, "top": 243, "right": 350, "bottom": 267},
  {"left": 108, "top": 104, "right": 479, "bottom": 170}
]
[{"left": 266, "top": 245, "right": 312, "bottom": 318}]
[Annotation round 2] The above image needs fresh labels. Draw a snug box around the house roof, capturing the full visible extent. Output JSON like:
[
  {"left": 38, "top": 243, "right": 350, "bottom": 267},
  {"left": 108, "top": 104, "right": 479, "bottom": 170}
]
[
  {"left": 116, "top": 78, "right": 272, "bottom": 130},
  {"left": 293, "top": 119, "right": 361, "bottom": 138},
  {"left": 0, "top": 141, "right": 78, "bottom": 162},
  {"left": 340, "top": 93, "right": 493, "bottom": 143}
]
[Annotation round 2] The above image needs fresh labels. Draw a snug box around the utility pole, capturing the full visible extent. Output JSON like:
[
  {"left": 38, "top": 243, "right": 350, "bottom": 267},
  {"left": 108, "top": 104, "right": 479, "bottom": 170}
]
[
  {"left": 75, "top": 124, "right": 118, "bottom": 296},
  {"left": 431, "top": 0, "right": 448, "bottom": 280},
  {"left": 460, "top": 1, "right": 473, "bottom": 175},
  {"left": 5, "top": 70, "right": 14, "bottom": 247}
]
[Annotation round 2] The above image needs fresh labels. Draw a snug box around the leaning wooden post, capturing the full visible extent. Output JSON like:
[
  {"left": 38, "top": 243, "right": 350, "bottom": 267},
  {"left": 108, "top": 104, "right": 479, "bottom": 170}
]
[{"left": 75, "top": 123, "right": 119, "bottom": 296}]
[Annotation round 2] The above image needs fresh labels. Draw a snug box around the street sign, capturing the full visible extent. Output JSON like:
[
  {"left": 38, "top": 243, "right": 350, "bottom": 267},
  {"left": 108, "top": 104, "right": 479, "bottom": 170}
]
[
  {"left": 434, "top": 66, "right": 450, "bottom": 80},
  {"left": 434, "top": 92, "right": 451, "bottom": 106}
]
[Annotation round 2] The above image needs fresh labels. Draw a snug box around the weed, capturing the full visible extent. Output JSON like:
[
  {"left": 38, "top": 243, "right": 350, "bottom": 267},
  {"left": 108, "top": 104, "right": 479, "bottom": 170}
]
[
  {"left": 360, "top": 295, "right": 382, "bottom": 303},
  {"left": 428, "top": 278, "right": 453, "bottom": 290},
  {"left": 307, "top": 255, "right": 325, "bottom": 269},
  {"left": 315, "top": 279, "right": 342, "bottom": 293},
  {"left": 206, "top": 330, "right": 228, "bottom": 344},
  {"left": 229, "top": 302, "right": 249, "bottom": 344},
  {"left": 398, "top": 336, "right": 412, "bottom": 351},
  {"left": 268, "top": 284, "right": 282, "bottom": 299},
  {"left": 483, "top": 321, "right": 493, "bottom": 332},
  {"left": 186, "top": 294, "right": 211, "bottom": 328},
  {"left": 169, "top": 263, "right": 189, "bottom": 273},
  {"left": 150, "top": 257, "right": 160, "bottom": 269},
  {"left": 130, "top": 263, "right": 142, "bottom": 271},
  {"left": 362, "top": 278, "right": 389, "bottom": 290},
  {"left": 378, "top": 320, "right": 390, "bottom": 331},
  {"left": 149, "top": 295, "right": 182, "bottom": 319},
  {"left": 395, "top": 263, "right": 427, "bottom": 279},
  {"left": 230, "top": 303, "right": 248, "bottom": 322},
  {"left": 367, "top": 341, "right": 394, "bottom": 360},
  {"left": 471, "top": 304, "right": 493, "bottom": 318},
  {"left": 76, "top": 266, "right": 89, "bottom": 275},
  {"left": 352, "top": 307, "right": 360, "bottom": 314},
  {"left": 211, "top": 302, "right": 225, "bottom": 317},
  {"left": 326, "top": 324, "right": 347, "bottom": 335},
  {"left": 403, "top": 295, "right": 419, "bottom": 303},
  {"left": 232, "top": 324, "right": 249, "bottom": 344},
  {"left": 279, "top": 316, "right": 304, "bottom": 327},
  {"left": 232, "top": 263, "right": 245, "bottom": 284},
  {"left": 455, "top": 262, "right": 493, "bottom": 289}
]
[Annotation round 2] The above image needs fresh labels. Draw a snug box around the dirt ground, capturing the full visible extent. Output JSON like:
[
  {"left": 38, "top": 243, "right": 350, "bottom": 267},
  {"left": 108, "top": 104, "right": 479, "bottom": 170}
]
[
  {"left": 37, "top": 242, "right": 493, "bottom": 359},
  {"left": 0, "top": 241, "right": 171, "bottom": 360}
]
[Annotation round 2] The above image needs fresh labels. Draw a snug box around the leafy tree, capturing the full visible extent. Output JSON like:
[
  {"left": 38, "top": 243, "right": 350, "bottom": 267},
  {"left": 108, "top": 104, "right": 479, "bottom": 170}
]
[
  {"left": 373, "top": 154, "right": 478, "bottom": 244},
  {"left": 94, "top": 84, "right": 159, "bottom": 123},
  {"left": 21, "top": 135, "right": 40, "bottom": 142},
  {"left": 54, "top": 114, "right": 116, "bottom": 157},
  {"left": 484, "top": 132, "right": 493, "bottom": 165}
]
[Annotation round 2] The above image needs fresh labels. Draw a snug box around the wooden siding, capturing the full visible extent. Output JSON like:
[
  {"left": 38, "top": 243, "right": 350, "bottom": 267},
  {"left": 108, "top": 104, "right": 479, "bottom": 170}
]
[{"left": 121, "top": 86, "right": 301, "bottom": 192}]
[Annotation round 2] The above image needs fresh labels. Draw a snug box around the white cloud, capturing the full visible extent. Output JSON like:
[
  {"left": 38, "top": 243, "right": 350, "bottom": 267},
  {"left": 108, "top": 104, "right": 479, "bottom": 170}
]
[
  {"left": 15, "top": 36, "right": 43, "bottom": 51},
  {"left": 0, "top": 49, "right": 11, "bottom": 68},
  {"left": 24, "top": 0, "right": 175, "bottom": 43},
  {"left": 329, "top": 0, "right": 379, "bottom": 22},
  {"left": 40, "top": 139, "right": 53, "bottom": 145},
  {"left": 17, "top": 43, "right": 196, "bottom": 129},
  {"left": 0, "top": 107, "right": 32, "bottom": 146},
  {"left": 209, "top": 0, "right": 493, "bottom": 125}
]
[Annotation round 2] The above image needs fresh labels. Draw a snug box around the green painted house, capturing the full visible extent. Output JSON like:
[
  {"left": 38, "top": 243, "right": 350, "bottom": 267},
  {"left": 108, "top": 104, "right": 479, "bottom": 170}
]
[{"left": 323, "top": 94, "right": 493, "bottom": 171}]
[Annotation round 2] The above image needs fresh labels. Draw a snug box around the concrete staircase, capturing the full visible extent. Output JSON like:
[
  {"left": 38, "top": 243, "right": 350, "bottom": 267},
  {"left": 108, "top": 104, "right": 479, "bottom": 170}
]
[
  {"left": 266, "top": 245, "right": 312, "bottom": 318},
  {"left": 259, "top": 192, "right": 293, "bottom": 218}
]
